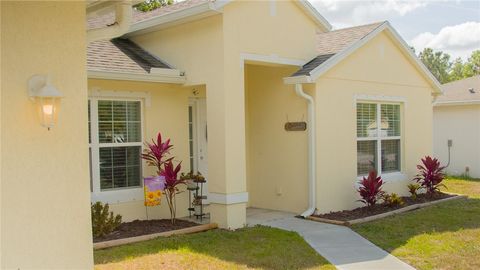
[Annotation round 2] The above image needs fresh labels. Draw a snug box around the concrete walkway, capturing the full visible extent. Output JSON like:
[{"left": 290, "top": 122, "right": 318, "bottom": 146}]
[{"left": 247, "top": 208, "right": 415, "bottom": 270}]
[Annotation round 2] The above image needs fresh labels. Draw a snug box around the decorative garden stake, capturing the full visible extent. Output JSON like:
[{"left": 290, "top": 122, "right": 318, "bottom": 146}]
[{"left": 144, "top": 176, "right": 165, "bottom": 207}]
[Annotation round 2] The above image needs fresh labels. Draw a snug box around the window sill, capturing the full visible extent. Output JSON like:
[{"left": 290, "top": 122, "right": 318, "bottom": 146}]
[{"left": 91, "top": 187, "right": 144, "bottom": 204}]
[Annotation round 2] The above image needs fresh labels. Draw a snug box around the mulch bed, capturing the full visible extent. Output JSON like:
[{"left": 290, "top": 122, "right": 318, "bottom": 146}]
[
  {"left": 93, "top": 219, "right": 199, "bottom": 243},
  {"left": 313, "top": 192, "right": 454, "bottom": 222}
]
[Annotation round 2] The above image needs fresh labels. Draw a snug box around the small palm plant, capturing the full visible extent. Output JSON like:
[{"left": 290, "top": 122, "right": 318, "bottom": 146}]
[
  {"left": 160, "top": 160, "right": 185, "bottom": 224},
  {"left": 357, "top": 170, "right": 385, "bottom": 208},
  {"left": 413, "top": 156, "right": 446, "bottom": 196}
]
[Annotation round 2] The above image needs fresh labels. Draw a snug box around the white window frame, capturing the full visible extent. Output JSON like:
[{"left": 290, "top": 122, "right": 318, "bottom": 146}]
[
  {"left": 89, "top": 96, "right": 145, "bottom": 204},
  {"left": 356, "top": 98, "right": 406, "bottom": 182}
]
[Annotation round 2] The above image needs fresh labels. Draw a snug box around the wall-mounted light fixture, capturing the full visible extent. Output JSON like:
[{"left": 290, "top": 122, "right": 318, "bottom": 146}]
[{"left": 28, "top": 75, "right": 63, "bottom": 130}]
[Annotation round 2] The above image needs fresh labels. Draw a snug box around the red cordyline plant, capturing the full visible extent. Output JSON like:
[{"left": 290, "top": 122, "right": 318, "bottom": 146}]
[
  {"left": 160, "top": 160, "right": 186, "bottom": 224},
  {"left": 142, "top": 132, "right": 186, "bottom": 224},
  {"left": 413, "top": 156, "right": 446, "bottom": 196},
  {"left": 141, "top": 133, "right": 173, "bottom": 173},
  {"left": 357, "top": 170, "right": 385, "bottom": 207}
]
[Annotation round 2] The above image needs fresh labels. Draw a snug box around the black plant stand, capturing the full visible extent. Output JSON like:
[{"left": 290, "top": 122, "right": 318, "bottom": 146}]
[{"left": 188, "top": 179, "right": 207, "bottom": 221}]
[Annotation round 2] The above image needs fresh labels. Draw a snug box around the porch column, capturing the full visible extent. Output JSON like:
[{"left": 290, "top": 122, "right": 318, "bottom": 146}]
[{"left": 206, "top": 59, "right": 248, "bottom": 229}]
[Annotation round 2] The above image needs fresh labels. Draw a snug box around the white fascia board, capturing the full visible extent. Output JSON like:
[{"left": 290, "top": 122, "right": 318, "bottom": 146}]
[
  {"left": 210, "top": 0, "right": 231, "bottom": 11},
  {"left": 149, "top": 67, "right": 181, "bottom": 76},
  {"left": 127, "top": 2, "right": 223, "bottom": 36},
  {"left": 434, "top": 100, "right": 480, "bottom": 106},
  {"left": 88, "top": 70, "right": 186, "bottom": 84},
  {"left": 283, "top": 75, "right": 313, "bottom": 85},
  {"left": 294, "top": 0, "right": 332, "bottom": 32},
  {"left": 240, "top": 53, "right": 305, "bottom": 67}
]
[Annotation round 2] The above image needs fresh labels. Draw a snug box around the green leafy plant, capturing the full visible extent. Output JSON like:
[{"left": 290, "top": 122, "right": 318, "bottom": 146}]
[
  {"left": 383, "top": 193, "right": 404, "bottom": 207},
  {"left": 357, "top": 170, "right": 385, "bottom": 207},
  {"left": 414, "top": 156, "right": 446, "bottom": 196},
  {"left": 91, "top": 202, "right": 122, "bottom": 238},
  {"left": 407, "top": 183, "right": 420, "bottom": 200}
]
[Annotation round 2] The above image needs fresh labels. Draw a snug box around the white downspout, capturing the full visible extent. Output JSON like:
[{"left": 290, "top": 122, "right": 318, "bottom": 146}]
[
  {"left": 87, "top": 0, "right": 133, "bottom": 43},
  {"left": 295, "top": 84, "right": 317, "bottom": 218}
]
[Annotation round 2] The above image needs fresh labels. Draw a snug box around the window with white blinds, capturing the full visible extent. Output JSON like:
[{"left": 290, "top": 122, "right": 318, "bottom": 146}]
[
  {"left": 356, "top": 102, "right": 401, "bottom": 176},
  {"left": 89, "top": 99, "right": 143, "bottom": 192}
]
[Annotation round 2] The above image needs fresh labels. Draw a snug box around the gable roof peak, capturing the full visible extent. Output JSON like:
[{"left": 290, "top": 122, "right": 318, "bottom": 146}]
[{"left": 285, "top": 21, "right": 442, "bottom": 94}]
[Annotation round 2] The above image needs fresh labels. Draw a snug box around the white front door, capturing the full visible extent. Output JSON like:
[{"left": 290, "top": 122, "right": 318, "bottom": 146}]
[{"left": 189, "top": 98, "right": 208, "bottom": 203}]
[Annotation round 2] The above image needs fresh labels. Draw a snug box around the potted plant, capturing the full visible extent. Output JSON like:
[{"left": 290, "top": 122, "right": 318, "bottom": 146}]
[
  {"left": 180, "top": 171, "right": 205, "bottom": 189},
  {"left": 192, "top": 197, "right": 202, "bottom": 216}
]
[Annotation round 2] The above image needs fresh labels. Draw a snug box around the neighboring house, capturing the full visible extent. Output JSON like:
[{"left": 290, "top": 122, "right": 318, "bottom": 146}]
[
  {"left": 433, "top": 76, "right": 480, "bottom": 178},
  {"left": 86, "top": 0, "right": 441, "bottom": 229}
]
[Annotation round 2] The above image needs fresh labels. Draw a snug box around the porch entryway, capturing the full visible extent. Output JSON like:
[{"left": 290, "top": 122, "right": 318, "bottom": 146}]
[{"left": 245, "top": 63, "right": 310, "bottom": 214}]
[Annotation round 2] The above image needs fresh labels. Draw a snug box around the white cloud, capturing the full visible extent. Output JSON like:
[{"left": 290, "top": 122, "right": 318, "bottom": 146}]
[
  {"left": 310, "top": 0, "right": 430, "bottom": 28},
  {"left": 411, "top": 21, "right": 480, "bottom": 59}
]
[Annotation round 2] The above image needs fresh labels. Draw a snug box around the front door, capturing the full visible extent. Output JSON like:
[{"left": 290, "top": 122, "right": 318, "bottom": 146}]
[{"left": 189, "top": 98, "right": 208, "bottom": 203}]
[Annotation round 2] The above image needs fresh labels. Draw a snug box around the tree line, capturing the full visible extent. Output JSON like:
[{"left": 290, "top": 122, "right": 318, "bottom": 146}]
[{"left": 417, "top": 48, "right": 480, "bottom": 84}]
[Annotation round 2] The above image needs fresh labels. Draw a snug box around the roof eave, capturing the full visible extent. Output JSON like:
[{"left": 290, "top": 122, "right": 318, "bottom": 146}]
[
  {"left": 434, "top": 100, "right": 480, "bottom": 106},
  {"left": 294, "top": 0, "right": 332, "bottom": 32},
  {"left": 283, "top": 75, "right": 313, "bottom": 85},
  {"left": 126, "top": 1, "right": 229, "bottom": 36},
  {"left": 88, "top": 70, "right": 186, "bottom": 84}
]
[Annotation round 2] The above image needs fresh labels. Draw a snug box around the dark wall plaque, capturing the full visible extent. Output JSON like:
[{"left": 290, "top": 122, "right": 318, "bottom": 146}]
[{"left": 285, "top": 122, "right": 307, "bottom": 131}]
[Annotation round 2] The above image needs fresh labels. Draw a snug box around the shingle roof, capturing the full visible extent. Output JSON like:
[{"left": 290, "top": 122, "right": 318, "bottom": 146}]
[
  {"left": 87, "top": 0, "right": 210, "bottom": 30},
  {"left": 87, "top": 38, "right": 171, "bottom": 74},
  {"left": 291, "top": 22, "right": 384, "bottom": 77},
  {"left": 436, "top": 75, "right": 480, "bottom": 103}
]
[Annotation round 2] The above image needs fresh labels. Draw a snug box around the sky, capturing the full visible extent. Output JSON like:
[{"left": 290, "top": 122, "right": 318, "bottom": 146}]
[{"left": 307, "top": 0, "right": 480, "bottom": 60}]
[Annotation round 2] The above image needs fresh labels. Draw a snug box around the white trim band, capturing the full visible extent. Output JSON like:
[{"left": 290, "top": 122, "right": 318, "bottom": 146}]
[
  {"left": 209, "top": 192, "right": 249, "bottom": 205},
  {"left": 89, "top": 88, "right": 152, "bottom": 107},
  {"left": 434, "top": 100, "right": 480, "bottom": 106},
  {"left": 355, "top": 94, "right": 407, "bottom": 103},
  {"left": 88, "top": 70, "right": 186, "bottom": 84},
  {"left": 240, "top": 53, "right": 305, "bottom": 67}
]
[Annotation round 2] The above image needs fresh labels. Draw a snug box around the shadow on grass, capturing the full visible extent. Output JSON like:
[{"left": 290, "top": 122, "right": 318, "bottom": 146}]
[
  {"left": 94, "top": 225, "right": 333, "bottom": 270},
  {"left": 352, "top": 178, "right": 480, "bottom": 254}
]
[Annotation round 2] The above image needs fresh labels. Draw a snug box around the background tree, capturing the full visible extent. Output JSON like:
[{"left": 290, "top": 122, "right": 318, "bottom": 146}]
[
  {"left": 417, "top": 48, "right": 479, "bottom": 84},
  {"left": 135, "top": 0, "right": 174, "bottom": 12},
  {"left": 462, "top": 50, "right": 480, "bottom": 78},
  {"left": 449, "top": 57, "right": 465, "bottom": 82},
  {"left": 418, "top": 48, "right": 451, "bottom": 84}
]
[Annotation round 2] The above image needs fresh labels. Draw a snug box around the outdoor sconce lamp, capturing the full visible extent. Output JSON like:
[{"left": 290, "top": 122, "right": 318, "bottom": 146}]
[{"left": 28, "top": 75, "right": 63, "bottom": 130}]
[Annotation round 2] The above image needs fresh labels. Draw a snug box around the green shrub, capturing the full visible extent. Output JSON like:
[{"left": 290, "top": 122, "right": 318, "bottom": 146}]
[
  {"left": 383, "top": 193, "right": 404, "bottom": 207},
  {"left": 91, "top": 202, "right": 122, "bottom": 238},
  {"left": 408, "top": 183, "right": 420, "bottom": 200}
]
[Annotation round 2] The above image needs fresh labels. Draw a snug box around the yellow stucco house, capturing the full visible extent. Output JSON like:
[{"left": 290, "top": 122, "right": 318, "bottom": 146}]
[{"left": 1, "top": 0, "right": 441, "bottom": 269}]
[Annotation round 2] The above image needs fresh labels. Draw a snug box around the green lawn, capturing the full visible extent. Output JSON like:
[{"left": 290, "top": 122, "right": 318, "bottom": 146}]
[
  {"left": 94, "top": 225, "right": 335, "bottom": 270},
  {"left": 352, "top": 176, "right": 480, "bottom": 270}
]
